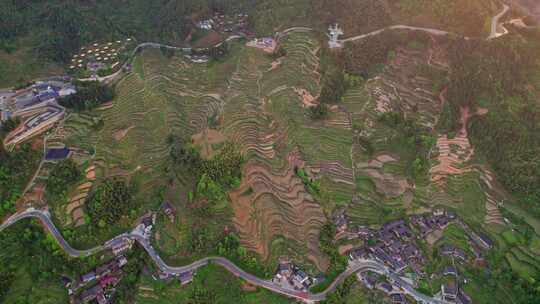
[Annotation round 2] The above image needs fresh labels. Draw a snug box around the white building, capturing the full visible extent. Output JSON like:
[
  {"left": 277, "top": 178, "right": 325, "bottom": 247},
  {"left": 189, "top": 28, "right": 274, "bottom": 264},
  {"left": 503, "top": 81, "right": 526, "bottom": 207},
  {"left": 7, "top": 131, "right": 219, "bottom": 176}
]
[
  {"left": 59, "top": 87, "right": 77, "bottom": 97},
  {"left": 328, "top": 24, "right": 344, "bottom": 48}
]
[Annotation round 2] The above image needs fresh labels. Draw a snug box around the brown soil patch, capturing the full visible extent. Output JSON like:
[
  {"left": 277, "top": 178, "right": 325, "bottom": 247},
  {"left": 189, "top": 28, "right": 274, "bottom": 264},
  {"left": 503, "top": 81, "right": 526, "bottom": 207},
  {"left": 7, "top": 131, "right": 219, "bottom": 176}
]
[
  {"left": 365, "top": 168, "right": 410, "bottom": 197},
  {"left": 431, "top": 106, "right": 487, "bottom": 184},
  {"left": 338, "top": 244, "right": 354, "bottom": 255},
  {"left": 112, "top": 126, "right": 135, "bottom": 141},
  {"left": 77, "top": 182, "right": 93, "bottom": 191},
  {"left": 97, "top": 101, "right": 114, "bottom": 110},
  {"left": 72, "top": 208, "right": 84, "bottom": 221},
  {"left": 430, "top": 134, "right": 473, "bottom": 183},
  {"left": 17, "top": 183, "right": 45, "bottom": 209},
  {"left": 191, "top": 128, "right": 226, "bottom": 159},
  {"left": 293, "top": 87, "right": 318, "bottom": 107},
  {"left": 71, "top": 192, "right": 88, "bottom": 202},
  {"left": 268, "top": 59, "right": 282, "bottom": 71},
  {"left": 66, "top": 200, "right": 84, "bottom": 215},
  {"left": 476, "top": 107, "right": 489, "bottom": 115},
  {"left": 426, "top": 229, "right": 443, "bottom": 245},
  {"left": 193, "top": 31, "right": 222, "bottom": 48},
  {"left": 240, "top": 282, "right": 257, "bottom": 291},
  {"left": 375, "top": 92, "right": 391, "bottom": 113},
  {"left": 229, "top": 149, "right": 328, "bottom": 271},
  {"left": 357, "top": 153, "right": 409, "bottom": 197},
  {"left": 86, "top": 166, "right": 96, "bottom": 180},
  {"left": 403, "top": 189, "right": 414, "bottom": 207},
  {"left": 376, "top": 153, "right": 397, "bottom": 163},
  {"left": 31, "top": 137, "right": 44, "bottom": 151}
]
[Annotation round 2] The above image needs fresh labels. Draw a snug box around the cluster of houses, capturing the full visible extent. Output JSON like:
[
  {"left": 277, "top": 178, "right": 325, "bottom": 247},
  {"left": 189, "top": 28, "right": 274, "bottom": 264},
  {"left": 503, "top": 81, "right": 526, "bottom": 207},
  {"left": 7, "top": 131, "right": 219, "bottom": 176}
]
[
  {"left": 246, "top": 37, "right": 278, "bottom": 53},
  {"left": 1, "top": 80, "right": 76, "bottom": 146},
  {"left": 196, "top": 12, "right": 251, "bottom": 36},
  {"left": 66, "top": 255, "right": 128, "bottom": 304},
  {"left": 347, "top": 217, "right": 426, "bottom": 275},
  {"left": 344, "top": 209, "right": 491, "bottom": 304},
  {"left": 411, "top": 211, "right": 493, "bottom": 265},
  {"left": 273, "top": 260, "right": 316, "bottom": 291},
  {"left": 357, "top": 271, "right": 409, "bottom": 304},
  {"left": 152, "top": 267, "right": 194, "bottom": 287},
  {"left": 409, "top": 209, "right": 455, "bottom": 237},
  {"left": 65, "top": 202, "right": 191, "bottom": 304},
  {"left": 440, "top": 277, "right": 471, "bottom": 304},
  {"left": 69, "top": 39, "right": 133, "bottom": 76}
]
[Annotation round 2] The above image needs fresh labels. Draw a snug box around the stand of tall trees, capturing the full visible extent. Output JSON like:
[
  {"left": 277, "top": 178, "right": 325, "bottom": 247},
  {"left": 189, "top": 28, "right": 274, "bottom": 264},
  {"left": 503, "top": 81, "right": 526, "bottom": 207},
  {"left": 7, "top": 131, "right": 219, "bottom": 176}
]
[
  {"left": 45, "top": 159, "right": 82, "bottom": 203},
  {"left": 86, "top": 178, "right": 132, "bottom": 227},
  {"left": 446, "top": 34, "right": 540, "bottom": 213},
  {"left": 58, "top": 81, "right": 115, "bottom": 111},
  {"left": 0, "top": 220, "right": 96, "bottom": 302},
  {"left": 0, "top": 143, "right": 40, "bottom": 219}
]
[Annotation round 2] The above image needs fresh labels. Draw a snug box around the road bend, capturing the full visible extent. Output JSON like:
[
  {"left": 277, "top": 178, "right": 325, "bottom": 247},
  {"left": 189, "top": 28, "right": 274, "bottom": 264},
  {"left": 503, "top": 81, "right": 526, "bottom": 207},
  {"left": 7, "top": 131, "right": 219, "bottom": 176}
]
[{"left": 340, "top": 3, "right": 511, "bottom": 43}]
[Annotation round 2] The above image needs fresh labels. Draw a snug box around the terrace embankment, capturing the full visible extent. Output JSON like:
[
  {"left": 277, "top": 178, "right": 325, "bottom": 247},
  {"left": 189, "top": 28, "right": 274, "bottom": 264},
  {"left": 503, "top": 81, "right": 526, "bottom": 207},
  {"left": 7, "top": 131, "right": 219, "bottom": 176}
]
[
  {"left": 229, "top": 151, "right": 328, "bottom": 270},
  {"left": 222, "top": 34, "right": 330, "bottom": 269}
]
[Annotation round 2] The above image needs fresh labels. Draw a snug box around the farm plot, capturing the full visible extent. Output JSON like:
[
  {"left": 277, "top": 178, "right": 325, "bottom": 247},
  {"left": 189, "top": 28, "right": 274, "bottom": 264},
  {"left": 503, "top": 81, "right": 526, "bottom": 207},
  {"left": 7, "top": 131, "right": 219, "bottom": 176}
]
[{"left": 219, "top": 35, "right": 330, "bottom": 270}]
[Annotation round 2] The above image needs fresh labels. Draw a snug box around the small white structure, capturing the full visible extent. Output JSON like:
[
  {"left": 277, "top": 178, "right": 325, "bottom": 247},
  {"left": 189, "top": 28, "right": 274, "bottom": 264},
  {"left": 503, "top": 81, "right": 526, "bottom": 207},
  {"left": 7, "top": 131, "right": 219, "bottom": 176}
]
[
  {"left": 328, "top": 24, "right": 344, "bottom": 48},
  {"left": 59, "top": 87, "right": 77, "bottom": 97},
  {"left": 197, "top": 19, "right": 213, "bottom": 30}
]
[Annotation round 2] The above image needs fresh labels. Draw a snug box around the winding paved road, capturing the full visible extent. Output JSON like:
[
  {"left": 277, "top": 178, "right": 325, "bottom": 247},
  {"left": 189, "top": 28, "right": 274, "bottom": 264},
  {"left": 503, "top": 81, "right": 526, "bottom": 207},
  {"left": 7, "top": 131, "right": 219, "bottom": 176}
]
[
  {"left": 78, "top": 35, "right": 244, "bottom": 84},
  {"left": 340, "top": 25, "right": 457, "bottom": 43},
  {"left": 340, "top": 3, "right": 510, "bottom": 43},
  {"left": 0, "top": 209, "right": 448, "bottom": 303},
  {"left": 489, "top": 4, "right": 510, "bottom": 39}
]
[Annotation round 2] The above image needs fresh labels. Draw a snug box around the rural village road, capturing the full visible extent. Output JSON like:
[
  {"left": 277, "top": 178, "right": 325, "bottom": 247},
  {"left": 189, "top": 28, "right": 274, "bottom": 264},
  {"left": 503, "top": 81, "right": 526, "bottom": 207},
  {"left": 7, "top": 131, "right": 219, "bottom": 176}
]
[
  {"left": 340, "top": 3, "right": 510, "bottom": 42},
  {"left": 0, "top": 209, "right": 449, "bottom": 303}
]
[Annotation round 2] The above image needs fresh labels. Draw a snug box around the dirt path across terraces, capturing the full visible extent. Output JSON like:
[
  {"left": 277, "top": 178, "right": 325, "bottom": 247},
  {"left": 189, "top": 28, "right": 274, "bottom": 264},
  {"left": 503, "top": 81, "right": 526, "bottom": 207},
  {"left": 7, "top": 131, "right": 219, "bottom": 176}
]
[{"left": 113, "top": 126, "right": 135, "bottom": 141}]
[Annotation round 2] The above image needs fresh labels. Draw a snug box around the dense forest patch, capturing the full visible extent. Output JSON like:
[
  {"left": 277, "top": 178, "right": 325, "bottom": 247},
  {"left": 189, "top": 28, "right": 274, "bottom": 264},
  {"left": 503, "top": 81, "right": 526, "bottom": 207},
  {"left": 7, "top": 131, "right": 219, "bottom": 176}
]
[{"left": 445, "top": 34, "right": 540, "bottom": 214}]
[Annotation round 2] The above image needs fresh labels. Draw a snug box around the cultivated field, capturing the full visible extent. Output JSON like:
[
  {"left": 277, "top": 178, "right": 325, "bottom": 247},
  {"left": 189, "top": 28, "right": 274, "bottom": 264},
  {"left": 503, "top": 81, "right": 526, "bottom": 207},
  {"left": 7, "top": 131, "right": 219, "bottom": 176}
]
[{"left": 54, "top": 29, "right": 540, "bottom": 279}]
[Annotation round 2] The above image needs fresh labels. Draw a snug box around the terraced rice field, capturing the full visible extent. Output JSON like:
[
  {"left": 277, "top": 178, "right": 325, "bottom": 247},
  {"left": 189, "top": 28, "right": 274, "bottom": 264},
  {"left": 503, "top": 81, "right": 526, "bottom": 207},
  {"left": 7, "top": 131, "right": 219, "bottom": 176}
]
[
  {"left": 339, "top": 42, "right": 451, "bottom": 227},
  {"left": 337, "top": 37, "right": 511, "bottom": 233},
  {"left": 62, "top": 48, "right": 241, "bottom": 205},
  {"left": 222, "top": 34, "right": 335, "bottom": 269},
  {"left": 53, "top": 31, "right": 519, "bottom": 271},
  {"left": 53, "top": 35, "right": 338, "bottom": 269}
]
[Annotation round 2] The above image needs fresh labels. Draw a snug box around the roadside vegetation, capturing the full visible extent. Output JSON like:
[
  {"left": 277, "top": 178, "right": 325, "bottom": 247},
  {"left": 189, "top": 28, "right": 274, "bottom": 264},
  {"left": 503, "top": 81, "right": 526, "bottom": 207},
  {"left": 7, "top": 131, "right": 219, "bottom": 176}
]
[
  {"left": 0, "top": 143, "right": 40, "bottom": 219},
  {"left": 86, "top": 178, "right": 133, "bottom": 228},
  {"left": 133, "top": 263, "right": 290, "bottom": 304},
  {"left": 58, "top": 81, "right": 115, "bottom": 111},
  {"left": 311, "top": 223, "right": 347, "bottom": 293},
  {"left": 45, "top": 159, "right": 82, "bottom": 203},
  {"left": 0, "top": 220, "right": 97, "bottom": 303}
]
